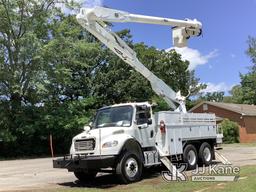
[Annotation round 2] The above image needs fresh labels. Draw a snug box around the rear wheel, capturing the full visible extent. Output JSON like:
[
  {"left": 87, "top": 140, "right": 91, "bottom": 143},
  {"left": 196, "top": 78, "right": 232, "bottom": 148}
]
[
  {"left": 183, "top": 144, "right": 198, "bottom": 170},
  {"left": 74, "top": 171, "right": 97, "bottom": 182},
  {"left": 198, "top": 142, "right": 213, "bottom": 166},
  {"left": 116, "top": 152, "right": 142, "bottom": 184}
]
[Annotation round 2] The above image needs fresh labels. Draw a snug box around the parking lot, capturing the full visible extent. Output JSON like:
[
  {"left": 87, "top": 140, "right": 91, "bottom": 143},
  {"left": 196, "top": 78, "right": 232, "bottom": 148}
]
[{"left": 0, "top": 144, "right": 256, "bottom": 192}]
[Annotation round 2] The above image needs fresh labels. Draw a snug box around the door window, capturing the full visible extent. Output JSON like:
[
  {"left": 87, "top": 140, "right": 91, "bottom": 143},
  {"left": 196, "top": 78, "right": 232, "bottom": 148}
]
[{"left": 136, "top": 106, "right": 151, "bottom": 125}]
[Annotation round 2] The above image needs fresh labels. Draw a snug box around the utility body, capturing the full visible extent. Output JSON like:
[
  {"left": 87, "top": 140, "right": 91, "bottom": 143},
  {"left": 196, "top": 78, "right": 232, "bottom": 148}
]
[{"left": 53, "top": 6, "right": 222, "bottom": 183}]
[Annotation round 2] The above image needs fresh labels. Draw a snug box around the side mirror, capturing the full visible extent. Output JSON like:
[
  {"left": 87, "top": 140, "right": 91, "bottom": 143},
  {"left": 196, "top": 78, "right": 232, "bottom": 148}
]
[
  {"left": 147, "top": 118, "right": 152, "bottom": 125},
  {"left": 83, "top": 125, "right": 91, "bottom": 132}
]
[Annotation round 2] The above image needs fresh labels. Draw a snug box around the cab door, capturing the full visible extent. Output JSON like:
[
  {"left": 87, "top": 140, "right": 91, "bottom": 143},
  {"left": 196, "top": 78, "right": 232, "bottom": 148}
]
[{"left": 135, "top": 105, "right": 155, "bottom": 147}]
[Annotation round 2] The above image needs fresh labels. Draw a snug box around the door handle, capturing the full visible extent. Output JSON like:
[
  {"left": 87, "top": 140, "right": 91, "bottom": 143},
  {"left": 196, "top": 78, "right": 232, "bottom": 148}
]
[{"left": 150, "top": 130, "right": 154, "bottom": 138}]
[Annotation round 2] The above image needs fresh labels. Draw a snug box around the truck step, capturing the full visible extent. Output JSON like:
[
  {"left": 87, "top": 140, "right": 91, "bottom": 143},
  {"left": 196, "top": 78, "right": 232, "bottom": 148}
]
[
  {"left": 215, "top": 150, "right": 231, "bottom": 165},
  {"left": 160, "top": 156, "right": 177, "bottom": 173},
  {"left": 156, "top": 145, "right": 178, "bottom": 173}
]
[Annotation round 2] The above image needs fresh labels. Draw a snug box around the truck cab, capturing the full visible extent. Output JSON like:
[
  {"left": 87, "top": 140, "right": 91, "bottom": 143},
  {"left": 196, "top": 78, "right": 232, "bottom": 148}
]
[
  {"left": 54, "top": 102, "right": 159, "bottom": 183},
  {"left": 69, "top": 102, "right": 155, "bottom": 156}
]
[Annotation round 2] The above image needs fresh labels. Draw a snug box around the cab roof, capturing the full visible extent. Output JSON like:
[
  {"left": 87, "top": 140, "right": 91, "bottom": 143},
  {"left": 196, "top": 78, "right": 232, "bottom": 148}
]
[{"left": 99, "top": 102, "right": 151, "bottom": 110}]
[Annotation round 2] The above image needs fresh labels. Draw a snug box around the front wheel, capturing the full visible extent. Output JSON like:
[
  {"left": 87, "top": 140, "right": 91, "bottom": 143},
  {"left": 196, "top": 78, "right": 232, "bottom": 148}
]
[
  {"left": 116, "top": 152, "right": 142, "bottom": 184},
  {"left": 74, "top": 171, "right": 97, "bottom": 182}
]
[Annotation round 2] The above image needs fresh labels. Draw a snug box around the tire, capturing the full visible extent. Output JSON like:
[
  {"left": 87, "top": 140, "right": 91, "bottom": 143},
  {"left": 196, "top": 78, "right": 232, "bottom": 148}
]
[
  {"left": 198, "top": 142, "right": 213, "bottom": 166},
  {"left": 183, "top": 144, "right": 198, "bottom": 170},
  {"left": 116, "top": 152, "right": 142, "bottom": 184},
  {"left": 74, "top": 171, "right": 97, "bottom": 182}
]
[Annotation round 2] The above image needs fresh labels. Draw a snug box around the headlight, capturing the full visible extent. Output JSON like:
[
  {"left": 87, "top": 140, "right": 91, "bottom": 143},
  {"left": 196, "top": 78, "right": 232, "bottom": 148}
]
[{"left": 102, "top": 140, "right": 118, "bottom": 148}]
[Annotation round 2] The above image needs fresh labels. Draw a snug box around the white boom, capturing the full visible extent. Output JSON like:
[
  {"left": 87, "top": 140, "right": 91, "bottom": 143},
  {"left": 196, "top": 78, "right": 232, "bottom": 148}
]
[{"left": 76, "top": 6, "right": 202, "bottom": 112}]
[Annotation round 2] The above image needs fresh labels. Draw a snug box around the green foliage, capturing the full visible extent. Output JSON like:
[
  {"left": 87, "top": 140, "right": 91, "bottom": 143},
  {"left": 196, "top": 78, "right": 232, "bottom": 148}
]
[
  {"left": 92, "top": 33, "right": 205, "bottom": 109},
  {"left": 239, "top": 71, "right": 256, "bottom": 104},
  {"left": 0, "top": 1, "right": 205, "bottom": 157},
  {"left": 200, "top": 92, "right": 224, "bottom": 102},
  {"left": 0, "top": 0, "right": 55, "bottom": 155},
  {"left": 227, "top": 37, "right": 256, "bottom": 105},
  {"left": 187, "top": 91, "right": 224, "bottom": 110},
  {"left": 246, "top": 36, "right": 256, "bottom": 66},
  {"left": 36, "top": 97, "right": 97, "bottom": 155},
  {"left": 220, "top": 119, "right": 239, "bottom": 143},
  {"left": 228, "top": 85, "right": 243, "bottom": 103},
  {"left": 0, "top": 0, "right": 100, "bottom": 156}
]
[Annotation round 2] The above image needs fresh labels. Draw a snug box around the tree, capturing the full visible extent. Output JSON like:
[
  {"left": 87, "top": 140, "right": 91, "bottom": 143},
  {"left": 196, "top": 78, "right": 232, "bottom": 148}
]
[
  {"left": 228, "top": 37, "right": 256, "bottom": 105},
  {"left": 241, "top": 36, "right": 256, "bottom": 104},
  {"left": 0, "top": 0, "right": 57, "bottom": 146},
  {"left": 199, "top": 92, "right": 225, "bottom": 102},
  {"left": 91, "top": 33, "right": 153, "bottom": 106},
  {"left": 228, "top": 85, "right": 243, "bottom": 103},
  {"left": 0, "top": 1, "right": 101, "bottom": 156},
  {"left": 246, "top": 36, "right": 256, "bottom": 69},
  {"left": 34, "top": 14, "right": 109, "bottom": 154},
  {"left": 0, "top": 2, "right": 206, "bottom": 156},
  {"left": 0, "top": 0, "right": 57, "bottom": 105},
  {"left": 239, "top": 72, "right": 256, "bottom": 104},
  {"left": 92, "top": 30, "right": 205, "bottom": 110},
  {"left": 39, "top": 15, "right": 105, "bottom": 103}
]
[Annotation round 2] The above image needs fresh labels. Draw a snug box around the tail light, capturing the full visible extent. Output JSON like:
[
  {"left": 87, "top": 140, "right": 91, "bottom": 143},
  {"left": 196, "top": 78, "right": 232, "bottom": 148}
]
[{"left": 160, "top": 120, "right": 166, "bottom": 134}]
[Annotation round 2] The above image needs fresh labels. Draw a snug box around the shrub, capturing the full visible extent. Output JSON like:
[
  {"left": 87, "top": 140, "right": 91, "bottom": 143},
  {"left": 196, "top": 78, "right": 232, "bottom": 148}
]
[{"left": 220, "top": 119, "right": 239, "bottom": 143}]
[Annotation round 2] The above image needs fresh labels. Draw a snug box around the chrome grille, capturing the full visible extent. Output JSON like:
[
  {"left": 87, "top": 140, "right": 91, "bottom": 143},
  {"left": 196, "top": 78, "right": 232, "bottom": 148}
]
[{"left": 74, "top": 139, "right": 95, "bottom": 151}]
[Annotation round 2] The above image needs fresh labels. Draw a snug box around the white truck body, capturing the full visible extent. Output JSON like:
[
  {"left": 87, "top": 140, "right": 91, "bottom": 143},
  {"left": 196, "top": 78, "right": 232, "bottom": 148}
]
[
  {"left": 53, "top": 7, "right": 222, "bottom": 183},
  {"left": 69, "top": 103, "right": 218, "bottom": 158},
  {"left": 54, "top": 102, "right": 221, "bottom": 173},
  {"left": 155, "top": 111, "right": 216, "bottom": 156}
]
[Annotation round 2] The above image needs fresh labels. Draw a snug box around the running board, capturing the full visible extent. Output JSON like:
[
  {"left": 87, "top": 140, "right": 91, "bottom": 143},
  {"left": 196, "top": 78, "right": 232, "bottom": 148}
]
[{"left": 215, "top": 150, "right": 231, "bottom": 165}]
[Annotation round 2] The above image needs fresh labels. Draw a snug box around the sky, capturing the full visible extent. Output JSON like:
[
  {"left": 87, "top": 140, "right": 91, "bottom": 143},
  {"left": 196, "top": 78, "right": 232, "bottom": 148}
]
[{"left": 70, "top": 0, "right": 256, "bottom": 94}]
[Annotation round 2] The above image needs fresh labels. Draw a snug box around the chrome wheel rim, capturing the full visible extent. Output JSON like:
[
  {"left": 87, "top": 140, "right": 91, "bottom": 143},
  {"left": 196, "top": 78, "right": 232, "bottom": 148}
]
[
  {"left": 203, "top": 147, "right": 211, "bottom": 162},
  {"left": 188, "top": 150, "right": 196, "bottom": 165},
  {"left": 125, "top": 157, "right": 138, "bottom": 178}
]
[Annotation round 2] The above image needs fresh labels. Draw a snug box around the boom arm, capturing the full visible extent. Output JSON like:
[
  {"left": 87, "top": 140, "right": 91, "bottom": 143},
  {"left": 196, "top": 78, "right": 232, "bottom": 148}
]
[{"left": 76, "top": 6, "right": 202, "bottom": 112}]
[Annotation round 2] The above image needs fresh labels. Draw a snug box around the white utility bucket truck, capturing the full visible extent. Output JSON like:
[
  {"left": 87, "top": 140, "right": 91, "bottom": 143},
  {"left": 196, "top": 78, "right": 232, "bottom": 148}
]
[{"left": 53, "top": 6, "right": 222, "bottom": 183}]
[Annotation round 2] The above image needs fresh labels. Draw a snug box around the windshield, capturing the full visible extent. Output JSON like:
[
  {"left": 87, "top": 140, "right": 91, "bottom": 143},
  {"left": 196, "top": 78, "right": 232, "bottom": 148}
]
[{"left": 93, "top": 105, "right": 133, "bottom": 128}]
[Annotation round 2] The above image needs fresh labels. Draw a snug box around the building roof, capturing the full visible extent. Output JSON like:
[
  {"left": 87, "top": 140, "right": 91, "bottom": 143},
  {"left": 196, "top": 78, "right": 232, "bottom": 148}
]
[{"left": 190, "top": 101, "right": 256, "bottom": 116}]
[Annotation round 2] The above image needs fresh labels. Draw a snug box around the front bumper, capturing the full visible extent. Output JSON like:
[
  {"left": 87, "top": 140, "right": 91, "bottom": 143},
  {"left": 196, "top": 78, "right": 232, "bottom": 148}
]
[{"left": 53, "top": 155, "right": 116, "bottom": 171}]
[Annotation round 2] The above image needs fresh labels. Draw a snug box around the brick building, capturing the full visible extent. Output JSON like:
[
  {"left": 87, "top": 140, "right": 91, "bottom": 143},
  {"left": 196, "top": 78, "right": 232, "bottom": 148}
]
[{"left": 190, "top": 101, "right": 256, "bottom": 143}]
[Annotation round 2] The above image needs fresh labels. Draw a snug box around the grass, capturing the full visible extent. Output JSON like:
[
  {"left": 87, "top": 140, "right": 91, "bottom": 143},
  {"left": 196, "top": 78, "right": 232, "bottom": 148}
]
[
  {"left": 31, "top": 165, "right": 256, "bottom": 192},
  {"left": 205, "top": 165, "right": 256, "bottom": 192}
]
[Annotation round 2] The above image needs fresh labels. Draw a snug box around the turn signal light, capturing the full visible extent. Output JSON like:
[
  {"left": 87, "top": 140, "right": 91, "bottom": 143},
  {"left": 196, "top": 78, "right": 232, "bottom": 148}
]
[{"left": 160, "top": 120, "right": 166, "bottom": 134}]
